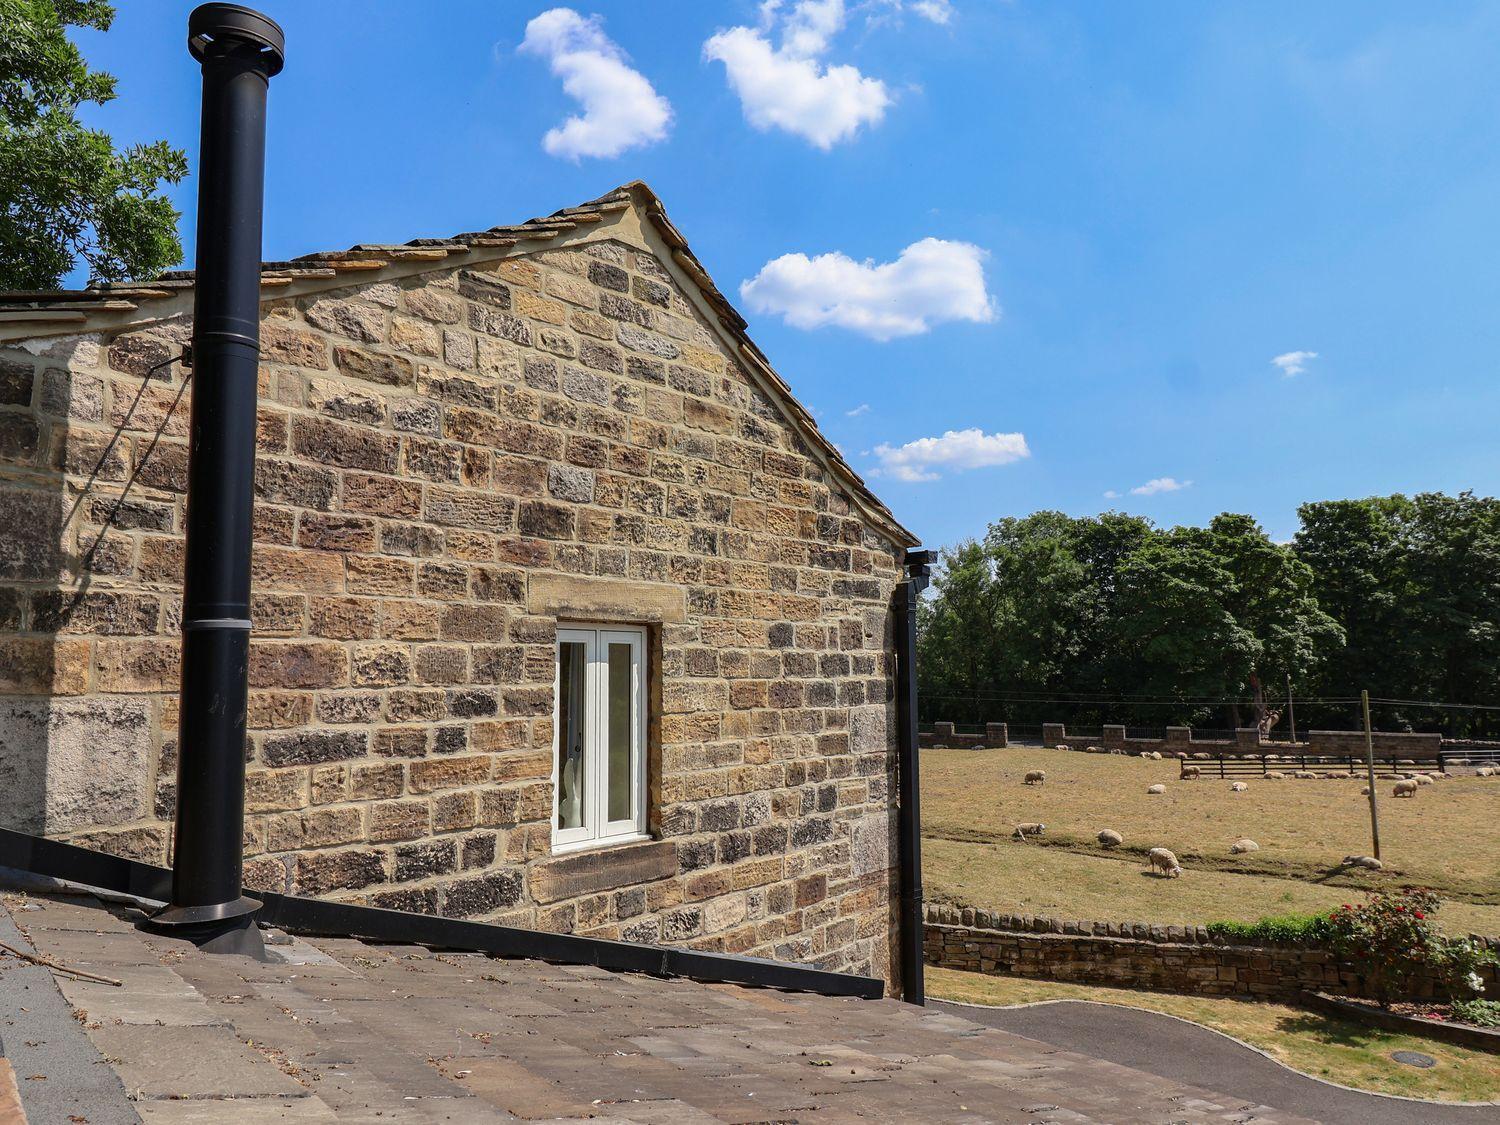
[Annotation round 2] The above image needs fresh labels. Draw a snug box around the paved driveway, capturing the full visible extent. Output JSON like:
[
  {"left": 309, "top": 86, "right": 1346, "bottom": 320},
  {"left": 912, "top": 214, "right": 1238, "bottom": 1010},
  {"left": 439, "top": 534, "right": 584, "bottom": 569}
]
[{"left": 934, "top": 997, "right": 1499, "bottom": 1125}]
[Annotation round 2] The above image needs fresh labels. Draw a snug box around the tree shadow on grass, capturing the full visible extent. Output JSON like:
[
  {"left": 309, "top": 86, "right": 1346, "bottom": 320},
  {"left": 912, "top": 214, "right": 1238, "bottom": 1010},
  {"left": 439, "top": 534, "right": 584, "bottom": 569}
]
[{"left": 1276, "top": 1012, "right": 1391, "bottom": 1048}]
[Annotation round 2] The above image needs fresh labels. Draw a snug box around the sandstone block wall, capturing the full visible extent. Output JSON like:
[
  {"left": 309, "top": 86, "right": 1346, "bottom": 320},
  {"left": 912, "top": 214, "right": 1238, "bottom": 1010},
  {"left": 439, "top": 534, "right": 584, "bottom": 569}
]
[
  {"left": 924, "top": 906, "right": 1499, "bottom": 1002},
  {"left": 0, "top": 216, "right": 906, "bottom": 982}
]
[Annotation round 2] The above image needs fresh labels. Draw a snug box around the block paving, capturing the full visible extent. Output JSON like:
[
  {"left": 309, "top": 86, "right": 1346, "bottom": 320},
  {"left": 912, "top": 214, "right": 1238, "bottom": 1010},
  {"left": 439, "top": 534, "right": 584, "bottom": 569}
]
[{"left": 1, "top": 892, "right": 1319, "bottom": 1123}]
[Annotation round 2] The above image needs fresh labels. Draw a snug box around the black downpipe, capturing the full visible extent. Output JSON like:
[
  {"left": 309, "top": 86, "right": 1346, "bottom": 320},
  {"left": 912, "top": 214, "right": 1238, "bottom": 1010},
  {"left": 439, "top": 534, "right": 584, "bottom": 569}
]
[
  {"left": 150, "top": 5, "right": 284, "bottom": 955},
  {"left": 895, "top": 548, "right": 933, "bottom": 1002}
]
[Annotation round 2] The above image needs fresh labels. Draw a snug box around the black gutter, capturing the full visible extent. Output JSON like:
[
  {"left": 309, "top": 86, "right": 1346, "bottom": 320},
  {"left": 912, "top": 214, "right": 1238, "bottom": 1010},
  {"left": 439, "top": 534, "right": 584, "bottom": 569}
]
[
  {"left": 153, "top": 5, "right": 285, "bottom": 956},
  {"left": 0, "top": 830, "right": 884, "bottom": 999},
  {"left": 894, "top": 547, "right": 933, "bottom": 1003}
]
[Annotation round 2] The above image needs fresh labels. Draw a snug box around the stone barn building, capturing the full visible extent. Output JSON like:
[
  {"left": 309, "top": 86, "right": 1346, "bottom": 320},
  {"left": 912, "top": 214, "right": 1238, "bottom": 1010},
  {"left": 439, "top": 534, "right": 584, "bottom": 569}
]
[{"left": 0, "top": 184, "right": 920, "bottom": 987}]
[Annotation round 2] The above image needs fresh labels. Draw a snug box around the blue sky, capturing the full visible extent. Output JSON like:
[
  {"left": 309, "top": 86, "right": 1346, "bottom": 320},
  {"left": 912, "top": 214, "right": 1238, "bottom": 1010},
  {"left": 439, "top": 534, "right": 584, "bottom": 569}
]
[{"left": 77, "top": 1, "right": 1500, "bottom": 548}]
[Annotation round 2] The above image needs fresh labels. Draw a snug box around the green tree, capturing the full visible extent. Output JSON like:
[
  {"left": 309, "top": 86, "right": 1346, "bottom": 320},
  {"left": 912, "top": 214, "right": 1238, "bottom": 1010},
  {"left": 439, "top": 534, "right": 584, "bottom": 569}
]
[
  {"left": 1108, "top": 534, "right": 1259, "bottom": 707},
  {"left": 1193, "top": 513, "right": 1344, "bottom": 729},
  {"left": 1398, "top": 493, "right": 1500, "bottom": 735},
  {"left": 1, "top": 0, "right": 187, "bottom": 289},
  {"left": 1294, "top": 496, "right": 1411, "bottom": 717},
  {"left": 917, "top": 540, "right": 1002, "bottom": 724}
]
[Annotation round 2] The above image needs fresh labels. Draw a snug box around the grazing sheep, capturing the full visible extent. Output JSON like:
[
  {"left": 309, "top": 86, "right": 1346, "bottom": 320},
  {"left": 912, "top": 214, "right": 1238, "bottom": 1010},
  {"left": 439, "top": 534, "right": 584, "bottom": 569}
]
[
  {"left": 1013, "top": 822, "right": 1046, "bottom": 840},
  {"left": 1148, "top": 847, "right": 1183, "bottom": 877},
  {"left": 1181, "top": 765, "right": 1202, "bottom": 780},
  {"left": 1097, "top": 829, "right": 1124, "bottom": 848},
  {"left": 1343, "top": 855, "right": 1384, "bottom": 871},
  {"left": 1230, "top": 781, "right": 1248, "bottom": 792},
  {"left": 1146, "top": 783, "right": 1166, "bottom": 795},
  {"left": 1055, "top": 744, "right": 1070, "bottom": 752},
  {"left": 1415, "top": 774, "right": 1434, "bottom": 787},
  {"left": 1393, "top": 778, "right": 1419, "bottom": 798},
  {"left": 1230, "top": 838, "right": 1259, "bottom": 854},
  {"left": 1023, "top": 769, "right": 1046, "bottom": 786},
  {"left": 1148, "top": 751, "right": 1162, "bottom": 761}
]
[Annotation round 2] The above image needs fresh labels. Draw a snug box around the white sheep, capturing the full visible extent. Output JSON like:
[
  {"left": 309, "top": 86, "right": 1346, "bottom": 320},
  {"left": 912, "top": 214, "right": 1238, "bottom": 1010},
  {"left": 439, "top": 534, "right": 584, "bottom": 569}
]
[
  {"left": 1266, "top": 770, "right": 1286, "bottom": 780},
  {"left": 1023, "top": 769, "right": 1046, "bottom": 786},
  {"left": 1055, "top": 744, "right": 1070, "bottom": 752},
  {"left": 1097, "top": 829, "right": 1123, "bottom": 848},
  {"left": 1230, "top": 781, "right": 1248, "bottom": 792},
  {"left": 1478, "top": 766, "right": 1495, "bottom": 777},
  {"left": 1146, "top": 783, "right": 1166, "bottom": 795},
  {"left": 1415, "top": 774, "right": 1434, "bottom": 786},
  {"left": 1181, "top": 765, "right": 1202, "bottom": 780},
  {"left": 1147, "top": 847, "right": 1182, "bottom": 877},
  {"left": 1393, "top": 778, "right": 1419, "bottom": 798},
  {"left": 1360, "top": 786, "right": 1371, "bottom": 795},
  {"left": 1230, "top": 838, "right": 1259, "bottom": 854},
  {"left": 1343, "top": 855, "right": 1384, "bottom": 871},
  {"left": 1148, "top": 751, "right": 1162, "bottom": 761},
  {"left": 1013, "top": 822, "right": 1046, "bottom": 840}
]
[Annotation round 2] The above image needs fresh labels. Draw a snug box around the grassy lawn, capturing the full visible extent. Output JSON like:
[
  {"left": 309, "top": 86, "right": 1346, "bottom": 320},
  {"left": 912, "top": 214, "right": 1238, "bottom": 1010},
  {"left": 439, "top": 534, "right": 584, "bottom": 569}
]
[
  {"left": 922, "top": 746, "right": 1500, "bottom": 928},
  {"left": 927, "top": 965, "right": 1500, "bottom": 1103},
  {"left": 925, "top": 836, "right": 1500, "bottom": 936}
]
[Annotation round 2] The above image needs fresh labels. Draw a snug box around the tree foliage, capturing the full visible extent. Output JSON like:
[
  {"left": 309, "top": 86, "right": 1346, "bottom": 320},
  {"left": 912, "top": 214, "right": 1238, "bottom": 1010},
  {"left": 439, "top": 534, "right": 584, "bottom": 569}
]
[
  {"left": 0, "top": 0, "right": 187, "bottom": 289},
  {"left": 918, "top": 492, "right": 1500, "bottom": 737}
]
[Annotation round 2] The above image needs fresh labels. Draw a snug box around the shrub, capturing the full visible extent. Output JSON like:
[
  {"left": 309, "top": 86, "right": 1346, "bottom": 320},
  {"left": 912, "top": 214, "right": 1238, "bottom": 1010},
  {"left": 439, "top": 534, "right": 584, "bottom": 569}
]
[
  {"left": 1450, "top": 999, "right": 1500, "bottom": 1028},
  {"left": 1205, "top": 914, "right": 1332, "bottom": 945},
  {"left": 1324, "top": 889, "right": 1497, "bottom": 1008}
]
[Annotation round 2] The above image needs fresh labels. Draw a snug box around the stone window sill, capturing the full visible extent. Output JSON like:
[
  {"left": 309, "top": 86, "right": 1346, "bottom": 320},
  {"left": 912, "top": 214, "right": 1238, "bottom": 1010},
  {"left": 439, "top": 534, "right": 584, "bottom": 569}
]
[{"left": 529, "top": 838, "right": 677, "bottom": 904}]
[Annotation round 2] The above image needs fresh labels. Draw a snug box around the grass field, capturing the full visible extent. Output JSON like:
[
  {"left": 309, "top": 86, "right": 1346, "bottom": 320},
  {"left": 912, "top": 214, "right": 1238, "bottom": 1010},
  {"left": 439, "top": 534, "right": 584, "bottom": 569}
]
[
  {"left": 922, "top": 746, "right": 1500, "bottom": 932},
  {"left": 927, "top": 965, "right": 1500, "bottom": 1103}
]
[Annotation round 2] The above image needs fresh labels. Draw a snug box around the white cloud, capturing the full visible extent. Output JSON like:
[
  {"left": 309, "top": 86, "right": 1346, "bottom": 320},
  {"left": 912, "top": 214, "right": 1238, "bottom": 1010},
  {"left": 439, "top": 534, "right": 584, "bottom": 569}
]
[
  {"left": 911, "top": 0, "right": 954, "bottom": 23},
  {"left": 740, "top": 237, "right": 996, "bottom": 341},
  {"left": 871, "top": 428, "right": 1029, "bottom": 482},
  {"left": 704, "top": 0, "right": 891, "bottom": 149},
  {"left": 1271, "top": 349, "right": 1318, "bottom": 377},
  {"left": 519, "top": 8, "right": 672, "bottom": 160},
  {"left": 1103, "top": 489, "right": 1120, "bottom": 499},
  {"left": 846, "top": 402, "right": 871, "bottom": 416},
  {"left": 1129, "top": 477, "right": 1191, "bottom": 496}
]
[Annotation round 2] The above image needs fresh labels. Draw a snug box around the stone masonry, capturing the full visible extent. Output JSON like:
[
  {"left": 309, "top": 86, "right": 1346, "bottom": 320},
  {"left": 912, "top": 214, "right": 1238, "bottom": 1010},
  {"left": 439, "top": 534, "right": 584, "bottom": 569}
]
[
  {"left": 0, "top": 185, "right": 915, "bottom": 986},
  {"left": 925, "top": 905, "right": 1500, "bottom": 1002}
]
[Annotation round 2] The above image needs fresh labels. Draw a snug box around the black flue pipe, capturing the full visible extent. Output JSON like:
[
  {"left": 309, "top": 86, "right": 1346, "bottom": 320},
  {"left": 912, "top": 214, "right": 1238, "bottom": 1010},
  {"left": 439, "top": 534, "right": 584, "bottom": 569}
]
[
  {"left": 894, "top": 548, "right": 933, "bottom": 1002},
  {"left": 151, "top": 5, "right": 284, "bottom": 955}
]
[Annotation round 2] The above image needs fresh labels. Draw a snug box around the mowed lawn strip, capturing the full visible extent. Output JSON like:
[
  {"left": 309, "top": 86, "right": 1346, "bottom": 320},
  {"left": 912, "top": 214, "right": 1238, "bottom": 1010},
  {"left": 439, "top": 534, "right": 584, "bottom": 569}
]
[
  {"left": 922, "top": 747, "right": 1500, "bottom": 904},
  {"left": 927, "top": 965, "right": 1500, "bottom": 1103},
  {"left": 924, "top": 836, "right": 1500, "bottom": 937}
]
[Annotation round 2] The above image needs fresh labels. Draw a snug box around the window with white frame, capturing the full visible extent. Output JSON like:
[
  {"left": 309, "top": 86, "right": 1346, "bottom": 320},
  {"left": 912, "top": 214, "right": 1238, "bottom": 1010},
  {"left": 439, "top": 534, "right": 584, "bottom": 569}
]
[{"left": 552, "top": 625, "right": 648, "bottom": 852}]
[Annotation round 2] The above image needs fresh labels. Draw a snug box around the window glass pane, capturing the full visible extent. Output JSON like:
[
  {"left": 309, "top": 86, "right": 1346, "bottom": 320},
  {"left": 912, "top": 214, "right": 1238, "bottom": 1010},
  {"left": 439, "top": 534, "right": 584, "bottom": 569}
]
[
  {"left": 557, "top": 641, "right": 587, "bottom": 831},
  {"left": 607, "top": 641, "right": 633, "bottom": 823}
]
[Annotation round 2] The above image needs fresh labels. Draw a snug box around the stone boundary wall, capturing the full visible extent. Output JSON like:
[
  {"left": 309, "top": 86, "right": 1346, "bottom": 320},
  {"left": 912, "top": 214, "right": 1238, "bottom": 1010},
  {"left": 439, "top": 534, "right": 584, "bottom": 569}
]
[
  {"left": 919, "top": 721, "right": 1442, "bottom": 761},
  {"left": 924, "top": 904, "right": 1499, "bottom": 1002}
]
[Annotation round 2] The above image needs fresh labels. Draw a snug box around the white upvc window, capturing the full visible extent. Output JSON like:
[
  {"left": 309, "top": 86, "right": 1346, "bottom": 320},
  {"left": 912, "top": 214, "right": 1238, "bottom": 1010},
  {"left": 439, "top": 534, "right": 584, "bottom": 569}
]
[{"left": 552, "top": 624, "right": 648, "bottom": 853}]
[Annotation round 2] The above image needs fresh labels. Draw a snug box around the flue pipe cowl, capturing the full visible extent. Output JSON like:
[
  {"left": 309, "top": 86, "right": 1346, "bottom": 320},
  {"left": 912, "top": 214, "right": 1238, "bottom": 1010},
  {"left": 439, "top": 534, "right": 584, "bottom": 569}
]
[{"left": 188, "top": 3, "right": 285, "bottom": 75}]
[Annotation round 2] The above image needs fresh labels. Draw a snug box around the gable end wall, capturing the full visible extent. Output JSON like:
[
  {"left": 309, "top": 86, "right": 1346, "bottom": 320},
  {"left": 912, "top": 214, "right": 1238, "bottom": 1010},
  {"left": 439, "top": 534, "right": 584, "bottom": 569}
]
[{"left": 0, "top": 228, "right": 904, "bottom": 983}]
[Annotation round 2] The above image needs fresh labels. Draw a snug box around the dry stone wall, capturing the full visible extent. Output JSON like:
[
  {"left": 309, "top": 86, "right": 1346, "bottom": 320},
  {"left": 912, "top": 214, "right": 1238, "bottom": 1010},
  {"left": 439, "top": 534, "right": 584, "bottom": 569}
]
[
  {"left": 0, "top": 223, "right": 905, "bottom": 983},
  {"left": 925, "top": 905, "right": 1499, "bottom": 1002}
]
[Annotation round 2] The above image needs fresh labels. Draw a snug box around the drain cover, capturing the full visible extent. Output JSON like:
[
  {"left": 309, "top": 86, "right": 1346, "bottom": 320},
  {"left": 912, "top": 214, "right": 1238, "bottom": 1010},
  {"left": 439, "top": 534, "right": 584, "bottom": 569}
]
[{"left": 1391, "top": 1050, "right": 1437, "bottom": 1068}]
